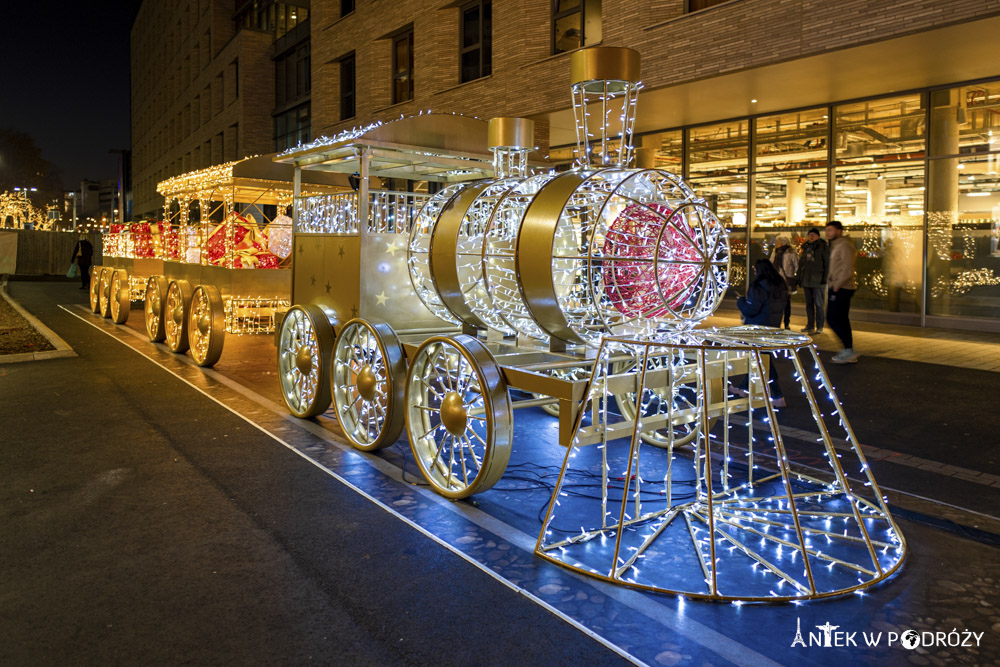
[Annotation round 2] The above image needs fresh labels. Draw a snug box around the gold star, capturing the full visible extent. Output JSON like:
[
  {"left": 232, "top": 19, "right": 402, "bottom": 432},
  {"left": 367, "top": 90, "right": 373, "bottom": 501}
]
[
  {"left": 310, "top": 275, "right": 316, "bottom": 286},
  {"left": 338, "top": 245, "right": 345, "bottom": 258},
  {"left": 298, "top": 243, "right": 304, "bottom": 256},
  {"left": 350, "top": 305, "right": 358, "bottom": 318},
  {"left": 375, "top": 290, "right": 389, "bottom": 306},
  {"left": 386, "top": 240, "right": 402, "bottom": 256},
  {"left": 325, "top": 282, "right": 332, "bottom": 294}
]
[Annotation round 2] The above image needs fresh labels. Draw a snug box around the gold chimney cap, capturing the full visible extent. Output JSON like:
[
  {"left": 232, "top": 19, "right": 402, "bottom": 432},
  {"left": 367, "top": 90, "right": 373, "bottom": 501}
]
[
  {"left": 488, "top": 117, "right": 535, "bottom": 150},
  {"left": 570, "top": 47, "right": 640, "bottom": 85}
]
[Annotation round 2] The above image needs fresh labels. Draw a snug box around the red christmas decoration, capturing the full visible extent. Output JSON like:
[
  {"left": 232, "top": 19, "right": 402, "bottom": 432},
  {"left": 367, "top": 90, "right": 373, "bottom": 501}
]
[
  {"left": 204, "top": 212, "right": 282, "bottom": 269},
  {"left": 603, "top": 202, "right": 703, "bottom": 318}
]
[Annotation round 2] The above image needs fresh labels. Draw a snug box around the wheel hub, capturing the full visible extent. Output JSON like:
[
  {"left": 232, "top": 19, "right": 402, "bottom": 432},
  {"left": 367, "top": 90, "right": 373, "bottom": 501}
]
[
  {"left": 295, "top": 345, "right": 313, "bottom": 375},
  {"left": 197, "top": 313, "right": 211, "bottom": 334},
  {"left": 172, "top": 305, "right": 184, "bottom": 324},
  {"left": 440, "top": 391, "right": 468, "bottom": 436},
  {"left": 356, "top": 364, "right": 377, "bottom": 402}
]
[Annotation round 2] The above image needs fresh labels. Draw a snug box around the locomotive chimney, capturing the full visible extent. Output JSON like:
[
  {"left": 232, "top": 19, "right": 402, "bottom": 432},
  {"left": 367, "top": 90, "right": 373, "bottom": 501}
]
[
  {"left": 569, "top": 47, "right": 641, "bottom": 169},
  {"left": 488, "top": 117, "right": 534, "bottom": 178}
]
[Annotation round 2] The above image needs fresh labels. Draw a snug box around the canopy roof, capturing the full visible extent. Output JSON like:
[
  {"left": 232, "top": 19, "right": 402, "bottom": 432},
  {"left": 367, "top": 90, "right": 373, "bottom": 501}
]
[
  {"left": 274, "top": 114, "right": 531, "bottom": 182},
  {"left": 157, "top": 154, "right": 350, "bottom": 201}
]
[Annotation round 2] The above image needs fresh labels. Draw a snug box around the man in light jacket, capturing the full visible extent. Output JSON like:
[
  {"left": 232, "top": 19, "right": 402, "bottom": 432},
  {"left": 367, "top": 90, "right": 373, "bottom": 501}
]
[{"left": 825, "top": 221, "right": 858, "bottom": 363}]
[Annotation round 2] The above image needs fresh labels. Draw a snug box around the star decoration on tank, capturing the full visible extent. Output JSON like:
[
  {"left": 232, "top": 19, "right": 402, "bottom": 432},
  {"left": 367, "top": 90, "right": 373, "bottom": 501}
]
[
  {"left": 310, "top": 275, "right": 316, "bottom": 286},
  {"left": 386, "top": 240, "right": 403, "bottom": 256},
  {"left": 325, "top": 282, "right": 331, "bottom": 294},
  {"left": 298, "top": 243, "right": 304, "bottom": 256},
  {"left": 375, "top": 290, "right": 389, "bottom": 306},
  {"left": 338, "top": 245, "right": 345, "bottom": 258},
  {"left": 350, "top": 305, "right": 358, "bottom": 318}
]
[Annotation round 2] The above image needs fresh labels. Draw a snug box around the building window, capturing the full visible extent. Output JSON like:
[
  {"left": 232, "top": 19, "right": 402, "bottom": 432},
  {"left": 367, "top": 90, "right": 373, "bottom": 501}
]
[
  {"left": 274, "top": 103, "right": 310, "bottom": 152},
  {"left": 686, "top": 0, "right": 730, "bottom": 12},
  {"left": 340, "top": 53, "right": 356, "bottom": 120},
  {"left": 460, "top": 1, "right": 492, "bottom": 83},
  {"left": 392, "top": 29, "right": 414, "bottom": 104},
  {"left": 552, "top": 0, "right": 601, "bottom": 54},
  {"left": 341, "top": 0, "right": 355, "bottom": 17},
  {"left": 275, "top": 42, "right": 310, "bottom": 108}
]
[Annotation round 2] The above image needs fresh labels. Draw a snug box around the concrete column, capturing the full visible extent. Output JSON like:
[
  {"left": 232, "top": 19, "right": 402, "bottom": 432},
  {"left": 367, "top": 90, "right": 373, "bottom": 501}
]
[
  {"left": 867, "top": 178, "right": 886, "bottom": 217},
  {"left": 928, "top": 89, "right": 959, "bottom": 225},
  {"left": 786, "top": 178, "right": 805, "bottom": 225}
]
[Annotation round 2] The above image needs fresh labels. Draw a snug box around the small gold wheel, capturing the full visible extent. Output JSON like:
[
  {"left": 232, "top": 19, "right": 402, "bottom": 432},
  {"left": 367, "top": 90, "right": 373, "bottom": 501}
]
[
  {"left": 331, "top": 318, "right": 406, "bottom": 451},
  {"left": 89, "top": 266, "right": 103, "bottom": 313},
  {"left": 109, "top": 269, "right": 130, "bottom": 324},
  {"left": 144, "top": 276, "right": 168, "bottom": 342},
  {"left": 188, "top": 284, "right": 225, "bottom": 367},
  {"left": 278, "top": 304, "right": 335, "bottom": 418},
  {"left": 164, "top": 279, "right": 194, "bottom": 353},
  {"left": 405, "top": 335, "right": 512, "bottom": 499},
  {"left": 614, "top": 357, "right": 723, "bottom": 449},
  {"left": 98, "top": 268, "right": 113, "bottom": 318}
]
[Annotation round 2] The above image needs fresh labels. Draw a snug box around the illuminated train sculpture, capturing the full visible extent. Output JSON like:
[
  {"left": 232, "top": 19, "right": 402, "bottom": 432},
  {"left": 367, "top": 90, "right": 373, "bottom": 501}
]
[{"left": 276, "top": 47, "right": 905, "bottom": 602}]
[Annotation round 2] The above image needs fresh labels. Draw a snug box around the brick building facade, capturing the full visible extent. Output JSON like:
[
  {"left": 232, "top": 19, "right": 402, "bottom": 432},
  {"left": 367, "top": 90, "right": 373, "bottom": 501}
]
[{"left": 131, "top": 1, "right": 279, "bottom": 217}]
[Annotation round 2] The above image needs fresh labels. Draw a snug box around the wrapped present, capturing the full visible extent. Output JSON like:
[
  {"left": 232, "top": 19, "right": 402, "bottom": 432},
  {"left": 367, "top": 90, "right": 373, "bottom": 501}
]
[
  {"left": 205, "top": 212, "right": 282, "bottom": 269},
  {"left": 265, "top": 214, "right": 293, "bottom": 259},
  {"left": 130, "top": 222, "right": 155, "bottom": 258},
  {"left": 155, "top": 220, "right": 181, "bottom": 260}
]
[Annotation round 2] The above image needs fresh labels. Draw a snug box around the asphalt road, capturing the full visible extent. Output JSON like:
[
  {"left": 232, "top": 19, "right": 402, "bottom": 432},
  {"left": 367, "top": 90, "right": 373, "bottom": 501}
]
[{"left": 0, "top": 281, "right": 626, "bottom": 666}]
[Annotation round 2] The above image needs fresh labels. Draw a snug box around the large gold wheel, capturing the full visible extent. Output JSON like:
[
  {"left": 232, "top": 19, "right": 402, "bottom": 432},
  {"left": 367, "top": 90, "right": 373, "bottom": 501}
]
[
  {"left": 144, "top": 276, "right": 168, "bottom": 342},
  {"left": 405, "top": 335, "right": 512, "bottom": 499},
  {"left": 164, "top": 279, "right": 194, "bottom": 353},
  {"left": 614, "top": 357, "right": 723, "bottom": 448},
  {"left": 89, "top": 265, "right": 103, "bottom": 313},
  {"left": 188, "top": 284, "right": 225, "bottom": 367},
  {"left": 331, "top": 319, "right": 406, "bottom": 451},
  {"left": 109, "top": 269, "right": 130, "bottom": 324},
  {"left": 277, "top": 304, "right": 334, "bottom": 418},
  {"left": 98, "top": 268, "right": 113, "bottom": 318}
]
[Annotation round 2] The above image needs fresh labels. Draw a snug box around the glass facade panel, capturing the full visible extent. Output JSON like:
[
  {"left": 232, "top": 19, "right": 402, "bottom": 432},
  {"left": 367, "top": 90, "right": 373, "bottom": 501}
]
[
  {"left": 835, "top": 94, "right": 924, "bottom": 164},
  {"left": 642, "top": 130, "right": 682, "bottom": 171},
  {"left": 926, "top": 154, "right": 1000, "bottom": 318},
  {"left": 833, "top": 162, "right": 925, "bottom": 313},
  {"left": 687, "top": 121, "right": 750, "bottom": 179},
  {"left": 755, "top": 108, "right": 828, "bottom": 174}
]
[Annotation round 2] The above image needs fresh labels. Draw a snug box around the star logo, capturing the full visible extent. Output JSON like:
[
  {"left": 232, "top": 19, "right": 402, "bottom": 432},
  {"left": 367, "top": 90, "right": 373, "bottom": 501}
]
[
  {"left": 325, "top": 282, "right": 332, "bottom": 294},
  {"left": 298, "top": 243, "right": 304, "bottom": 256},
  {"left": 375, "top": 290, "right": 388, "bottom": 306},
  {"left": 350, "top": 305, "right": 358, "bottom": 318},
  {"left": 386, "top": 240, "right": 402, "bottom": 256},
  {"left": 338, "top": 245, "right": 345, "bottom": 258}
]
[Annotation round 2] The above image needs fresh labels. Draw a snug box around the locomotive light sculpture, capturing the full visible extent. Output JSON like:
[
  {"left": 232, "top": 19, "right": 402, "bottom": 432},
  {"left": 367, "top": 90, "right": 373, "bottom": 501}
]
[{"left": 276, "top": 47, "right": 905, "bottom": 601}]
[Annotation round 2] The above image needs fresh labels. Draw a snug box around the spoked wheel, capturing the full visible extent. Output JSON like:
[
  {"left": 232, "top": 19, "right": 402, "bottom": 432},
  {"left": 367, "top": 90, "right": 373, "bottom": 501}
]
[
  {"left": 405, "top": 335, "right": 512, "bottom": 499},
  {"left": 614, "top": 357, "right": 723, "bottom": 448},
  {"left": 188, "top": 284, "right": 225, "bottom": 367},
  {"left": 109, "top": 269, "right": 130, "bottom": 324},
  {"left": 164, "top": 279, "right": 194, "bottom": 353},
  {"left": 331, "top": 318, "right": 406, "bottom": 451},
  {"left": 277, "top": 304, "right": 334, "bottom": 418},
  {"left": 144, "top": 276, "right": 168, "bottom": 342},
  {"left": 98, "top": 268, "right": 113, "bottom": 318},
  {"left": 89, "top": 266, "right": 103, "bottom": 313}
]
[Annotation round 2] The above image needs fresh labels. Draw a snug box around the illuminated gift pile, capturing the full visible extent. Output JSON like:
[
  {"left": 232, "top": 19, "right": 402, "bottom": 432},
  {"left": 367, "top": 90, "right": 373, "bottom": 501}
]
[
  {"left": 535, "top": 327, "right": 906, "bottom": 602},
  {"left": 204, "top": 212, "right": 282, "bottom": 269}
]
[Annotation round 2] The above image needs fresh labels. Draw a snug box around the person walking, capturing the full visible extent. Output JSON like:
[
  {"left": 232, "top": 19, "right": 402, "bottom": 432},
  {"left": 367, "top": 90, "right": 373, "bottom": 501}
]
[
  {"left": 826, "top": 220, "right": 858, "bottom": 363},
  {"left": 733, "top": 259, "right": 788, "bottom": 407},
  {"left": 796, "top": 227, "right": 829, "bottom": 334},
  {"left": 71, "top": 236, "right": 94, "bottom": 290},
  {"left": 770, "top": 235, "right": 799, "bottom": 329}
]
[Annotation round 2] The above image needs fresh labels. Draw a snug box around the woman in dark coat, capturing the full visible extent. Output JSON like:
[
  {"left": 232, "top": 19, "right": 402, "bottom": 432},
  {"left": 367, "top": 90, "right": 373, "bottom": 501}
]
[{"left": 734, "top": 259, "right": 787, "bottom": 405}]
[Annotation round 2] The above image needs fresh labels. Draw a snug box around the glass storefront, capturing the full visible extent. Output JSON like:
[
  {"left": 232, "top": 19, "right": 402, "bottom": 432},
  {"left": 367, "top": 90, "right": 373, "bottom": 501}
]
[{"left": 637, "top": 79, "right": 1000, "bottom": 328}]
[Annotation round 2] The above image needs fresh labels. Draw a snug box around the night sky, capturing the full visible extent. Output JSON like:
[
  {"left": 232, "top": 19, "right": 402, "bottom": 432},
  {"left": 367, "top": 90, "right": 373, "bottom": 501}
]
[{"left": 2, "top": 1, "right": 143, "bottom": 189}]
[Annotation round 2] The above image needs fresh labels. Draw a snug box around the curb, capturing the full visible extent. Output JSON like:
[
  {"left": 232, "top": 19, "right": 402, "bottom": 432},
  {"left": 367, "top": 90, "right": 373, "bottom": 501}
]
[{"left": 0, "top": 278, "right": 77, "bottom": 364}]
